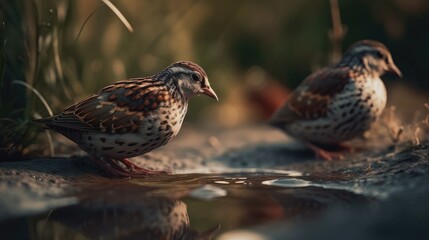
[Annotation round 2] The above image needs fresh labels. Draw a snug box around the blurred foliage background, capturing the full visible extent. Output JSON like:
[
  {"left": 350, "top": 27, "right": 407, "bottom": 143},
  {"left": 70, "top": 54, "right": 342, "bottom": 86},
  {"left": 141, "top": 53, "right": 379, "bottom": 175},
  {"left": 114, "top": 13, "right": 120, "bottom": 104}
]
[{"left": 1, "top": 0, "right": 429, "bottom": 157}]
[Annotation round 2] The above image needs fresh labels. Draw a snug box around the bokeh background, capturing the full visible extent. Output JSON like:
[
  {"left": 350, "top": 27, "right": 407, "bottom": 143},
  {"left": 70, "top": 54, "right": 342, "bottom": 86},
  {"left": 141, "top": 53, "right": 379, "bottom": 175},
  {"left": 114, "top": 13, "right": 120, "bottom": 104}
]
[{"left": 1, "top": 0, "right": 429, "bottom": 157}]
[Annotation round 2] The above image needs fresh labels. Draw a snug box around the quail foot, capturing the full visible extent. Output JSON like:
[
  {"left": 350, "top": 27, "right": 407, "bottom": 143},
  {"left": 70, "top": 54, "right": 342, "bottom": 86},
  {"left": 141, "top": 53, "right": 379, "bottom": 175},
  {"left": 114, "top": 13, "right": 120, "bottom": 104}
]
[
  {"left": 35, "top": 61, "right": 218, "bottom": 177},
  {"left": 270, "top": 40, "right": 402, "bottom": 160}
]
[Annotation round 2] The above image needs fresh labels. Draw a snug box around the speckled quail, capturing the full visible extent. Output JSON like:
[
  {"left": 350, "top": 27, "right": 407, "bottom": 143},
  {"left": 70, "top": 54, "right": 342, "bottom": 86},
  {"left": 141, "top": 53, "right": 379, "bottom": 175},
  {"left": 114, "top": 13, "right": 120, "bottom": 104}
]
[
  {"left": 270, "top": 40, "right": 402, "bottom": 160},
  {"left": 35, "top": 61, "right": 218, "bottom": 177}
]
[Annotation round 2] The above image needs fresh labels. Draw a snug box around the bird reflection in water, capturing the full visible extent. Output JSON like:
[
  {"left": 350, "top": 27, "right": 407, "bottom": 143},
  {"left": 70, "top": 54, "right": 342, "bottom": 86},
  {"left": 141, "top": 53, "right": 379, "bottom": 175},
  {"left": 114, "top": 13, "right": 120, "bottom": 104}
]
[{"left": 35, "top": 195, "right": 219, "bottom": 240}]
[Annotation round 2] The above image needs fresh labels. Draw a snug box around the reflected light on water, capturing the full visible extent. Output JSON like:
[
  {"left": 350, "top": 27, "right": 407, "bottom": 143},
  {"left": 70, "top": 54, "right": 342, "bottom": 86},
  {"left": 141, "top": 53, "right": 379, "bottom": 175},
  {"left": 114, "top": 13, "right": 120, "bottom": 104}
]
[
  {"left": 262, "top": 178, "right": 312, "bottom": 188},
  {"left": 218, "top": 230, "right": 268, "bottom": 240},
  {"left": 190, "top": 184, "right": 227, "bottom": 200}
]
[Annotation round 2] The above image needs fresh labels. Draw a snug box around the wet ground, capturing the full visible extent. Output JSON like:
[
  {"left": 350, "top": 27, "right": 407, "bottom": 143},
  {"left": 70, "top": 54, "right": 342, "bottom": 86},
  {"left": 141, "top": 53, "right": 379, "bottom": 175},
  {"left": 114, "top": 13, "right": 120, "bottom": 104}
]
[{"left": 0, "top": 125, "right": 428, "bottom": 240}]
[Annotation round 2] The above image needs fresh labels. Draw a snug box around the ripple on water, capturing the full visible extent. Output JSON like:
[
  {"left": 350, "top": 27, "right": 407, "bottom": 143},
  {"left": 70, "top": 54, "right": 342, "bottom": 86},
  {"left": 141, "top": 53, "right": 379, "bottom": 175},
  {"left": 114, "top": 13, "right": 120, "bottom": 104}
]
[
  {"left": 190, "top": 184, "right": 227, "bottom": 200},
  {"left": 176, "top": 167, "right": 303, "bottom": 177},
  {"left": 214, "top": 180, "right": 230, "bottom": 185},
  {"left": 262, "top": 178, "right": 312, "bottom": 187}
]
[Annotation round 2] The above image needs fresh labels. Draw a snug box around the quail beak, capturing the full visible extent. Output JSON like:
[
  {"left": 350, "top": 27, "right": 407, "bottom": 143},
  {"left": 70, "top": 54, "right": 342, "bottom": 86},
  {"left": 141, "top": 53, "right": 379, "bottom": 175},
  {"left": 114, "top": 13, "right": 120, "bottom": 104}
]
[
  {"left": 201, "top": 87, "right": 219, "bottom": 101},
  {"left": 388, "top": 62, "right": 402, "bottom": 78}
]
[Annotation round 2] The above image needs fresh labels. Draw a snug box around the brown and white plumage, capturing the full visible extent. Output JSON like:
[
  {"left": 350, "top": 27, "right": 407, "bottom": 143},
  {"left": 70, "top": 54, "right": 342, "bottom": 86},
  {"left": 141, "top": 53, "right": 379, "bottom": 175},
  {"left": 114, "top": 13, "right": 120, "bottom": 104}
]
[
  {"left": 35, "top": 61, "right": 218, "bottom": 177},
  {"left": 270, "top": 40, "right": 402, "bottom": 160}
]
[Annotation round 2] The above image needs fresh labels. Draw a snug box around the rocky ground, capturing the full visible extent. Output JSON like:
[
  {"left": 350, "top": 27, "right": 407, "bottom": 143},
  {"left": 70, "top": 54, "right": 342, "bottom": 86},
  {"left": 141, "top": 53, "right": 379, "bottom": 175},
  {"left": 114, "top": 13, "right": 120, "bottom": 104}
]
[{"left": 0, "top": 125, "right": 428, "bottom": 240}]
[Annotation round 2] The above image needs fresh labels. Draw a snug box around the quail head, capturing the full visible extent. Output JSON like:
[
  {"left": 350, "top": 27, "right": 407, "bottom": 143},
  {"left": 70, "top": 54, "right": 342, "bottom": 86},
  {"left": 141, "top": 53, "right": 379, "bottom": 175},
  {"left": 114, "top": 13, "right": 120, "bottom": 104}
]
[
  {"left": 270, "top": 40, "right": 402, "bottom": 160},
  {"left": 35, "top": 61, "right": 218, "bottom": 177}
]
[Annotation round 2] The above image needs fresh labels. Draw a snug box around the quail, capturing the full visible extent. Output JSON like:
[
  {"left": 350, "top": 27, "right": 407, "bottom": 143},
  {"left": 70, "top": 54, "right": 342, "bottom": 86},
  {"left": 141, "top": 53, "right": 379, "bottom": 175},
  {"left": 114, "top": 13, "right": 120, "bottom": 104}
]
[
  {"left": 270, "top": 40, "right": 402, "bottom": 160},
  {"left": 35, "top": 61, "right": 218, "bottom": 177}
]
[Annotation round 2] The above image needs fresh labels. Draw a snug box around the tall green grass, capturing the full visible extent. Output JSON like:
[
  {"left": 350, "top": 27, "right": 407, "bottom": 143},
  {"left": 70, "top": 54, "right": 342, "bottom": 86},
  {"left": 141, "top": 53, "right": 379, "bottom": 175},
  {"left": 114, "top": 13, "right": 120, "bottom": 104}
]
[
  {"left": 0, "top": 0, "right": 37, "bottom": 159},
  {"left": 0, "top": 0, "right": 135, "bottom": 159}
]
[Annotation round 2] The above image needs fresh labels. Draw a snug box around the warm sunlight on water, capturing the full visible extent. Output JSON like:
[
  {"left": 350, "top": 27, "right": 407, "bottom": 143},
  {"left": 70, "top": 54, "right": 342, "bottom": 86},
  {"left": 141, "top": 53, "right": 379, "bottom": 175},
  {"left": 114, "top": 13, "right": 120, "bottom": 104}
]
[{"left": 8, "top": 172, "right": 372, "bottom": 239}]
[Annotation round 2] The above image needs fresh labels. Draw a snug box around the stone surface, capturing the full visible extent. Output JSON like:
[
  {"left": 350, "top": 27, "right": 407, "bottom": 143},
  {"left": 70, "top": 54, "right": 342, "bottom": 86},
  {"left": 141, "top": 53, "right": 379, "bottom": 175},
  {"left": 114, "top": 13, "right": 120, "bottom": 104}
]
[{"left": 0, "top": 125, "right": 428, "bottom": 239}]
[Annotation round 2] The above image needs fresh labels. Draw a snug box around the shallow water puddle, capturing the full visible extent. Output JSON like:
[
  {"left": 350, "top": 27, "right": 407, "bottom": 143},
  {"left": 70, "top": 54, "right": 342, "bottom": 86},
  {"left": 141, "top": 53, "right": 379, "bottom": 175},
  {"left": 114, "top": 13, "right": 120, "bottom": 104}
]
[
  {"left": 1, "top": 143, "right": 426, "bottom": 239},
  {"left": 5, "top": 172, "right": 375, "bottom": 239}
]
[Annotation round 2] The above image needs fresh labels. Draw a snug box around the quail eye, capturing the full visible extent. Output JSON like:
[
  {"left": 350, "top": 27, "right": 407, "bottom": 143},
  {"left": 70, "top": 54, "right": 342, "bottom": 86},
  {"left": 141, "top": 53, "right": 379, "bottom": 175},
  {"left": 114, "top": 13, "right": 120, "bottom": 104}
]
[
  {"left": 375, "top": 51, "right": 384, "bottom": 59},
  {"left": 191, "top": 73, "right": 200, "bottom": 81}
]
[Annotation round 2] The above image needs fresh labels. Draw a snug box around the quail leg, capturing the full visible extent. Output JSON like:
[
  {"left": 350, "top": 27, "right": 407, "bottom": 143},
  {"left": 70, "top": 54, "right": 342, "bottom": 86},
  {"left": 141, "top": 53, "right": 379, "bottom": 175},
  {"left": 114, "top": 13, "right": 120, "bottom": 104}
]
[
  {"left": 334, "top": 142, "right": 355, "bottom": 153},
  {"left": 118, "top": 158, "right": 172, "bottom": 175},
  {"left": 90, "top": 157, "right": 170, "bottom": 178},
  {"left": 90, "top": 156, "right": 133, "bottom": 178},
  {"left": 305, "top": 142, "right": 345, "bottom": 161}
]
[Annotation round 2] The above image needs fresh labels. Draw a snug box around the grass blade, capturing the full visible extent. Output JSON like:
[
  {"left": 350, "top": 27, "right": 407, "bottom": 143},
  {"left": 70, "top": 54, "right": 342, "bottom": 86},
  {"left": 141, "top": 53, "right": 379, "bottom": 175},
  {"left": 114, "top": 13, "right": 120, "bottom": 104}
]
[
  {"left": 12, "top": 81, "right": 55, "bottom": 156},
  {"left": 33, "top": 111, "right": 55, "bottom": 157},
  {"left": 12, "top": 80, "right": 54, "bottom": 116},
  {"left": 44, "top": 129, "right": 55, "bottom": 156},
  {"left": 101, "top": 0, "right": 134, "bottom": 32},
  {"left": 74, "top": 6, "right": 101, "bottom": 45}
]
